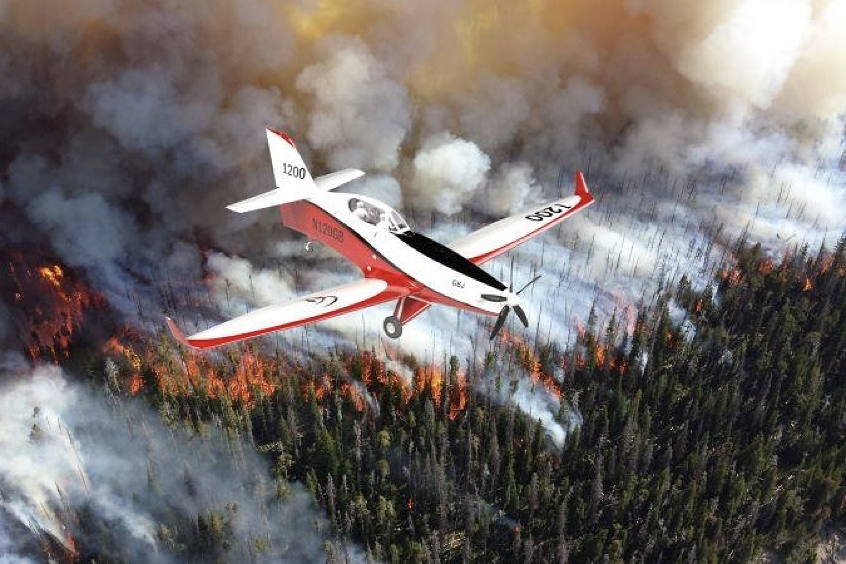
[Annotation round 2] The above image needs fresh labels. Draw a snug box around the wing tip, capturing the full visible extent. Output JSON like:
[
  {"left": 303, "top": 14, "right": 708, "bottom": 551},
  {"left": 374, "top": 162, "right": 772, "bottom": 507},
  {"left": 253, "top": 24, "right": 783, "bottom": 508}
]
[
  {"left": 574, "top": 170, "right": 590, "bottom": 198},
  {"left": 165, "top": 316, "right": 200, "bottom": 350}
]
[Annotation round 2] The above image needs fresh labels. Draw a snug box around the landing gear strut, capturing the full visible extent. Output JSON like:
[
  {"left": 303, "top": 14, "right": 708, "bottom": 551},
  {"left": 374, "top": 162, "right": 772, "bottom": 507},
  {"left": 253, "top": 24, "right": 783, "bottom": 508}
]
[
  {"left": 383, "top": 315, "right": 402, "bottom": 339},
  {"left": 304, "top": 241, "right": 314, "bottom": 252}
]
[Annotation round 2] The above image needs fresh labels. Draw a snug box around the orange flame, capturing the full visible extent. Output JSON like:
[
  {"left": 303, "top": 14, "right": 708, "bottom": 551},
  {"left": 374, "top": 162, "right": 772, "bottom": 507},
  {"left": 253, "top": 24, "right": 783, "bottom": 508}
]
[
  {"left": 133, "top": 343, "right": 279, "bottom": 407},
  {"left": 103, "top": 334, "right": 145, "bottom": 394},
  {"left": 65, "top": 532, "right": 79, "bottom": 563},
  {"left": 757, "top": 260, "right": 774, "bottom": 275},
  {"left": 498, "top": 330, "right": 562, "bottom": 399},
  {"left": 37, "top": 265, "right": 64, "bottom": 287},
  {"left": 719, "top": 268, "right": 743, "bottom": 287},
  {"left": 415, "top": 365, "right": 444, "bottom": 405},
  {"left": 5, "top": 256, "right": 100, "bottom": 361}
]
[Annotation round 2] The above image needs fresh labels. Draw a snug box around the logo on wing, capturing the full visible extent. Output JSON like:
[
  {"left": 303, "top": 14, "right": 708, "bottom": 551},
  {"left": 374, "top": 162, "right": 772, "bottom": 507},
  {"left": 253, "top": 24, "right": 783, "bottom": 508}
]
[{"left": 306, "top": 295, "right": 338, "bottom": 307}]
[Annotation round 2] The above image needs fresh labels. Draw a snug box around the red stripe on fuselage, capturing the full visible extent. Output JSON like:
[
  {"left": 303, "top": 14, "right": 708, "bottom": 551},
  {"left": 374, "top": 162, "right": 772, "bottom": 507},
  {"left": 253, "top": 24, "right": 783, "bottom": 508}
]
[{"left": 280, "top": 200, "right": 413, "bottom": 291}]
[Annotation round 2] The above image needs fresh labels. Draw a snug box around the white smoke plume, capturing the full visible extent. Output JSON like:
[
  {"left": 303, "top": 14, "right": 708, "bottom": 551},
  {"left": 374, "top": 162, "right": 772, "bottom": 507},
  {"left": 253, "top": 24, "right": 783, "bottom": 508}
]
[
  {"left": 480, "top": 366, "right": 578, "bottom": 449},
  {"left": 409, "top": 133, "right": 491, "bottom": 214},
  {"left": 483, "top": 162, "right": 539, "bottom": 216},
  {"left": 0, "top": 364, "right": 364, "bottom": 562},
  {"left": 296, "top": 37, "right": 412, "bottom": 172},
  {"left": 206, "top": 252, "right": 295, "bottom": 315}
]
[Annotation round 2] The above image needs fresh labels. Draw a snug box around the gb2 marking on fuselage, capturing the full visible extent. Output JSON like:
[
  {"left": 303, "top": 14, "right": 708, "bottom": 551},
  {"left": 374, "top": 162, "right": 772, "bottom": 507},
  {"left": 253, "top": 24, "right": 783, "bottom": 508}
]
[{"left": 525, "top": 203, "right": 573, "bottom": 222}]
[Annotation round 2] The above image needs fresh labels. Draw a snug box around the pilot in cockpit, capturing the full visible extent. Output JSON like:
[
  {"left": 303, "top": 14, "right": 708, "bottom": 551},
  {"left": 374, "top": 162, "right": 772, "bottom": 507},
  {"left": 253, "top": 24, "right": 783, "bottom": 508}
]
[
  {"left": 352, "top": 200, "right": 369, "bottom": 221},
  {"left": 348, "top": 197, "right": 410, "bottom": 234},
  {"left": 375, "top": 211, "right": 391, "bottom": 231}
]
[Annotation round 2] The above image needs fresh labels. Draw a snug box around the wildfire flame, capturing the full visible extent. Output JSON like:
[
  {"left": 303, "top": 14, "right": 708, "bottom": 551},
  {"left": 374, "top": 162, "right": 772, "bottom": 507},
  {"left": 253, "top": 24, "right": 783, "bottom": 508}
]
[
  {"left": 718, "top": 267, "right": 744, "bottom": 287},
  {"left": 4, "top": 254, "right": 100, "bottom": 361},
  {"left": 498, "top": 330, "right": 563, "bottom": 399},
  {"left": 758, "top": 260, "right": 774, "bottom": 275},
  {"left": 103, "top": 334, "right": 144, "bottom": 394},
  {"left": 569, "top": 319, "right": 629, "bottom": 374}
]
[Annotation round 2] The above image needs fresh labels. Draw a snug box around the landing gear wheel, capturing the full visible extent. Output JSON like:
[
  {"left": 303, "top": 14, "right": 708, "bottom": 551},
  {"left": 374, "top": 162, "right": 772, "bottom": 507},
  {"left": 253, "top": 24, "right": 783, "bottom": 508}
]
[{"left": 383, "top": 316, "right": 403, "bottom": 339}]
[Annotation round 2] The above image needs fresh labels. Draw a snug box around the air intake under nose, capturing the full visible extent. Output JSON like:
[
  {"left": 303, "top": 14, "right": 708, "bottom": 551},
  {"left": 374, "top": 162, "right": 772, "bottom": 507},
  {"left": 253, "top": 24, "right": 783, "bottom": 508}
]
[{"left": 481, "top": 294, "right": 508, "bottom": 302}]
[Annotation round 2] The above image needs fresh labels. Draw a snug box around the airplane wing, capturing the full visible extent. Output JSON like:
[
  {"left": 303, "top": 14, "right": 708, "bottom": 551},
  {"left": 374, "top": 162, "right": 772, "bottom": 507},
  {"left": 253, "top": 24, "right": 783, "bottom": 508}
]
[
  {"left": 166, "top": 278, "right": 403, "bottom": 349},
  {"left": 450, "top": 171, "right": 594, "bottom": 265},
  {"left": 398, "top": 172, "right": 594, "bottom": 324}
]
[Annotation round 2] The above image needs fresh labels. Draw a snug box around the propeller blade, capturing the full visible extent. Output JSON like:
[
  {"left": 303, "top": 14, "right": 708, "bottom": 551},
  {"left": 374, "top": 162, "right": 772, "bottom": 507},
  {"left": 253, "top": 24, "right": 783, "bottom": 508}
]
[
  {"left": 516, "top": 274, "right": 542, "bottom": 295},
  {"left": 481, "top": 293, "right": 508, "bottom": 302},
  {"left": 509, "top": 256, "right": 515, "bottom": 291},
  {"left": 514, "top": 305, "right": 529, "bottom": 328},
  {"left": 489, "top": 306, "right": 510, "bottom": 340}
]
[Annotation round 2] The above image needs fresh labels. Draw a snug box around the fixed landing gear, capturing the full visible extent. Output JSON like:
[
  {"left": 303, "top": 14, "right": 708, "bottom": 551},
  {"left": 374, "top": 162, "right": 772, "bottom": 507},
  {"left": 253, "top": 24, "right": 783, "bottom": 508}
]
[
  {"left": 383, "top": 315, "right": 403, "bottom": 339},
  {"left": 304, "top": 241, "right": 314, "bottom": 252}
]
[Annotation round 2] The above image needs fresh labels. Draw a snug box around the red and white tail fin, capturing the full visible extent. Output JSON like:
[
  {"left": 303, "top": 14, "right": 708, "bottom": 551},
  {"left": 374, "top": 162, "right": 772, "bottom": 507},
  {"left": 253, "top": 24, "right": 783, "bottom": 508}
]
[
  {"left": 266, "top": 128, "right": 314, "bottom": 190},
  {"left": 227, "top": 129, "right": 364, "bottom": 213},
  {"left": 227, "top": 129, "right": 315, "bottom": 213}
]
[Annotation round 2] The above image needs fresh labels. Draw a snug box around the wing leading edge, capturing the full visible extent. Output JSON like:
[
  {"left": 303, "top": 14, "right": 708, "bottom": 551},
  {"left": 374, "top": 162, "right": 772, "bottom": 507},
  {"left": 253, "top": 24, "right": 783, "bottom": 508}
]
[
  {"left": 450, "top": 171, "right": 594, "bottom": 265},
  {"left": 167, "top": 278, "right": 404, "bottom": 349}
]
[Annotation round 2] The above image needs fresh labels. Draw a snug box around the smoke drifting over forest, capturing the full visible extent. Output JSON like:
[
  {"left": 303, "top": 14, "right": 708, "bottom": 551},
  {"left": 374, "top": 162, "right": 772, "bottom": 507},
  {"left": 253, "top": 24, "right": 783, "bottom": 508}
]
[
  {"left": 0, "top": 363, "right": 363, "bottom": 562},
  {"left": 1, "top": 0, "right": 844, "bottom": 557}
]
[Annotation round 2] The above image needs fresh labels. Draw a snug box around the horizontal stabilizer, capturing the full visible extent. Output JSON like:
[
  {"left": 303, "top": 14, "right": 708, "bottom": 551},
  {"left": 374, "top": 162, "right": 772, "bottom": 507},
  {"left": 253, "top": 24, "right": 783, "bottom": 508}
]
[
  {"left": 226, "top": 187, "right": 314, "bottom": 213},
  {"left": 315, "top": 168, "right": 365, "bottom": 191}
]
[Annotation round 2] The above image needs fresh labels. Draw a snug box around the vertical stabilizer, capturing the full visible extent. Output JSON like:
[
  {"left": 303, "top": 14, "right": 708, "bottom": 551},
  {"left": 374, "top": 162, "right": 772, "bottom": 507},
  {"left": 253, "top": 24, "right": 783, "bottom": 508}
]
[{"left": 266, "top": 128, "right": 315, "bottom": 190}]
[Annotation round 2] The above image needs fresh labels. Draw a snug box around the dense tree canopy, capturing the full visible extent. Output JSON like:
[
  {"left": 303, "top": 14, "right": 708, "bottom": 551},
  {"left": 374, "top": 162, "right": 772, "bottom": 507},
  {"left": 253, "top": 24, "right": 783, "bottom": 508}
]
[{"left": 70, "top": 237, "right": 846, "bottom": 561}]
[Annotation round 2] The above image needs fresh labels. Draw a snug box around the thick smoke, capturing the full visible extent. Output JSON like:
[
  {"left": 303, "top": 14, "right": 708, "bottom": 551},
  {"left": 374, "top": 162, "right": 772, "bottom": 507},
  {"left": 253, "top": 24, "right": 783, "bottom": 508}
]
[
  {"left": 297, "top": 37, "right": 412, "bottom": 172},
  {"left": 0, "top": 364, "right": 363, "bottom": 562},
  {"left": 1, "top": 0, "right": 845, "bottom": 459},
  {"left": 409, "top": 133, "right": 491, "bottom": 214}
]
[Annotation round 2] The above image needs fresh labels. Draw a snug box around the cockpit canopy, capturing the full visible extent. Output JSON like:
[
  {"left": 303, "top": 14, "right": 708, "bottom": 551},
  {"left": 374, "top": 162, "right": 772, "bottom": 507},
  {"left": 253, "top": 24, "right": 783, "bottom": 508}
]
[{"left": 348, "top": 197, "right": 410, "bottom": 234}]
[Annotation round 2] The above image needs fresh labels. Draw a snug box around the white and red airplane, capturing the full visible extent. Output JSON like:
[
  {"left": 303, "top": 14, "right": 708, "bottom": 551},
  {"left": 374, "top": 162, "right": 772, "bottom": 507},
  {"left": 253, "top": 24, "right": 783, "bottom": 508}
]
[{"left": 166, "top": 128, "right": 595, "bottom": 349}]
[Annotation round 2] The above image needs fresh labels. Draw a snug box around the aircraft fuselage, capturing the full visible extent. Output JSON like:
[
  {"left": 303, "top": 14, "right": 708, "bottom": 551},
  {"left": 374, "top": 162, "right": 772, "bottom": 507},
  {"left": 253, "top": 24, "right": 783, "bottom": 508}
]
[{"left": 280, "top": 191, "right": 512, "bottom": 316}]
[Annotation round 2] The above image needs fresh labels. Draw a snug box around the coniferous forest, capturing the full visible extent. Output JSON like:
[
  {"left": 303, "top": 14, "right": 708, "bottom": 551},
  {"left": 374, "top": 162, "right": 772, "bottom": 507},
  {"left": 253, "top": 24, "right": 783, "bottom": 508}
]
[{"left": 17, "top": 238, "right": 846, "bottom": 563}]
